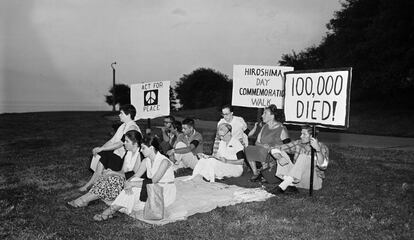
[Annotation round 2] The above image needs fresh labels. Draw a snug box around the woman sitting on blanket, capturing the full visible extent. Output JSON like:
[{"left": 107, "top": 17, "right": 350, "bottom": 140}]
[
  {"left": 68, "top": 130, "right": 143, "bottom": 207},
  {"left": 93, "top": 135, "right": 176, "bottom": 221},
  {"left": 186, "top": 123, "right": 245, "bottom": 182},
  {"left": 245, "top": 104, "right": 290, "bottom": 182}
]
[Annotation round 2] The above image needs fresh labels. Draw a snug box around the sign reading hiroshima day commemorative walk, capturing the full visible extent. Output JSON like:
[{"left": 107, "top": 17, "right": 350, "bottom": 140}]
[
  {"left": 130, "top": 81, "right": 170, "bottom": 120},
  {"left": 232, "top": 65, "right": 294, "bottom": 109},
  {"left": 284, "top": 68, "right": 352, "bottom": 129}
]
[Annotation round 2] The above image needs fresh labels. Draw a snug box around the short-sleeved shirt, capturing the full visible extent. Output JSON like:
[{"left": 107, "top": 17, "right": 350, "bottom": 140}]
[{"left": 175, "top": 130, "right": 203, "bottom": 155}]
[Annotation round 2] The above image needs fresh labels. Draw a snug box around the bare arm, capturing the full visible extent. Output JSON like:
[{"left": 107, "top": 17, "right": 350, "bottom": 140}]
[
  {"left": 151, "top": 159, "right": 172, "bottom": 183},
  {"left": 98, "top": 141, "right": 123, "bottom": 152},
  {"left": 161, "top": 128, "right": 170, "bottom": 142},
  {"left": 248, "top": 122, "right": 258, "bottom": 137},
  {"left": 280, "top": 126, "right": 290, "bottom": 142}
]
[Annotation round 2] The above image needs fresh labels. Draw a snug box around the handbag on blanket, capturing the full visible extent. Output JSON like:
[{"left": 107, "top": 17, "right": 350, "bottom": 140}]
[{"left": 143, "top": 183, "right": 164, "bottom": 220}]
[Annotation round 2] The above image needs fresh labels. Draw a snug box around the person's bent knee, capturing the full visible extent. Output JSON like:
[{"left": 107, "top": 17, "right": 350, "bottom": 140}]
[{"left": 174, "top": 141, "right": 187, "bottom": 149}]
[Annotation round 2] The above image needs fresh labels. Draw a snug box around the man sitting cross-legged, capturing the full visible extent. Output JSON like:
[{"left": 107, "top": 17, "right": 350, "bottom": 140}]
[
  {"left": 266, "top": 125, "right": 329, "bottom": 194},
  {"left": 166, "top": 118, "right": 203, "bottom": 171}
]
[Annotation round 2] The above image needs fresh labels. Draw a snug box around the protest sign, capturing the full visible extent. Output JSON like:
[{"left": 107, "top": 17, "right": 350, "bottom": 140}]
[
  {"left": 232, "top": 65, "right": 294, "bottom": 109},
  {"left": 284, "top": 68, "right": 352, "bottom": 129},
  {"left": 130, "top": 81, "right": 170, "bottom": 120}
]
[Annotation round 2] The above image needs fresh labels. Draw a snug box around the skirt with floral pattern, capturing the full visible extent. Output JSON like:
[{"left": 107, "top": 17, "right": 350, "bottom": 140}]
[{"left": 89, "top": 174, "right": 125, "bottom": 201}]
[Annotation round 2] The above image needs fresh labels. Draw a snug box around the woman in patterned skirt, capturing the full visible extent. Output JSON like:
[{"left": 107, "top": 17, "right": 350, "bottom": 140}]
[{"left": 67, "top": 130, "right": 142, "bottom": 207}]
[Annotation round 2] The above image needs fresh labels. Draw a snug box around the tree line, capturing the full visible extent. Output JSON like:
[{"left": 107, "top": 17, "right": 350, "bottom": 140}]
[{"left": 106, "top": 0, "right": 413, "bottom": 109}]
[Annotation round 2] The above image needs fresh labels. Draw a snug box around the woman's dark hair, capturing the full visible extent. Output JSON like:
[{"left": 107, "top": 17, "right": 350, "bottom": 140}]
[
  {"left": 264, "top": 104, "right": 285, "bottom": 123},
  {"left": 173, "top": 120, "right": 182, "bottom": 133},
  {"left": 142, "top": 135, "right": 160, "bottom": 152},
  {"left": 124, "top": 130, "right": 142, "bottom": 145},
  {"left": 120, "top": 104, "right": 137, "bottom": 120}
]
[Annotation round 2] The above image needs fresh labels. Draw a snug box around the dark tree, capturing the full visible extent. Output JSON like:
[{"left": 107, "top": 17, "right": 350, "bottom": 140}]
[
  {"left": 105, "top": 84, "right": 130, "bottom": 108},
  {"left": 279, "top": 0, "right": 414, "bottom": 102},
  {"left": 175, "top": 68, "right": 232, "bottom": 109},
  {"left": 169, "top": 86, "right": 178, "bottom": 111}
]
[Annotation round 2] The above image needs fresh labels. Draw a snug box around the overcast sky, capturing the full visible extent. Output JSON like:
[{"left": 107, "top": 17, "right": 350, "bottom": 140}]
[{"left": 0, "top": 0, "right": 342, "bottom": 113}]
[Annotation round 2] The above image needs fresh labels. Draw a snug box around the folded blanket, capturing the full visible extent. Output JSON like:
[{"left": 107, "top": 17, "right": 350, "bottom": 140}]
[{"left": 129, "top": 176, "right": 273, "bottom": 225}]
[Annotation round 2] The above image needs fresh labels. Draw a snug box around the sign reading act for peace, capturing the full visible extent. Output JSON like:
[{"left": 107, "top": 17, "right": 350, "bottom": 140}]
[
  {"left": 284, "top": 68, "right": 352, "bottom": 129},
  {"left": 130, "top": 81, "right": 170, "bottom": 120},
  {"left": 232, "top": 65, "right": 294, "bottom": 109}
]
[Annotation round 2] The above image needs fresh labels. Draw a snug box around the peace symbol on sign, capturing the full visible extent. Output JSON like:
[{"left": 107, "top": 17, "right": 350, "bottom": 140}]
[{"left": 144, "top": 90, "right": 158, "bottom": 106}]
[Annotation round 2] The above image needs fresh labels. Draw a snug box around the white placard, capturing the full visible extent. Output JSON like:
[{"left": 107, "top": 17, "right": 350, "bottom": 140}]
[
  {"left": 284, "top": 68, "right": 352, "bottom": 129},
  {"left": 130, "top": 81, "right": 170, "bottom": 120},
  {"left": 232, "top": 65, "right": 294, "bottom": 108}
]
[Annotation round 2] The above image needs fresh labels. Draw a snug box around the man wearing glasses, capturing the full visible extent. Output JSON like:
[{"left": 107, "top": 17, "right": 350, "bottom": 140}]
[{"left": 212, "top": 105, "right": 248, "bottom": 155}]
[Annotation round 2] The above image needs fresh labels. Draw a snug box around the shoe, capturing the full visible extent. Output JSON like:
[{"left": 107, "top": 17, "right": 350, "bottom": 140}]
[
  {"left": 250, "top": 173, "right": 262, "bottom": 182},
  {"left": 267, "top": 186, "right": 285, "bottom": 195},
  {"left": 285, "top": 186, "right": 299, "bottom": 194},
  {"left": 93, "top": 208, "right": 115, "bottom": 221},
  {"left": 93, "top": 213, "right": 114, "bottom": 221}
]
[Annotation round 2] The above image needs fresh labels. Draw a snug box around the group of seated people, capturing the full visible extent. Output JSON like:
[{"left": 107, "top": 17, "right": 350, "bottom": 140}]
[{"left": 67, "top": 103, "right": 329, "bottom": 221}]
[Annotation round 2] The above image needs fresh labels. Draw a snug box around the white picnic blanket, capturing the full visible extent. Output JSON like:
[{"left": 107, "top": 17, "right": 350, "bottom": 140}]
[{"left": 128, "top": 176, "right": 273, "bottom": 225}]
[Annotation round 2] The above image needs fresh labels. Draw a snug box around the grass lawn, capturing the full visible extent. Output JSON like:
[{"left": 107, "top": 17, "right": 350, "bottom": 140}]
[{"left": 0, "top": 112, "right": 413, "bottom": 239}]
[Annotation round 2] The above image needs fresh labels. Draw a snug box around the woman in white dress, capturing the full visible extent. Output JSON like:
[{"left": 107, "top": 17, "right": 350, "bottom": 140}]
[
  {"left": 93, "top": 136, "right": 176, "bottom": 221},
  {"left": 187, "top": 123, "right": 245, "bottom": 182}
]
